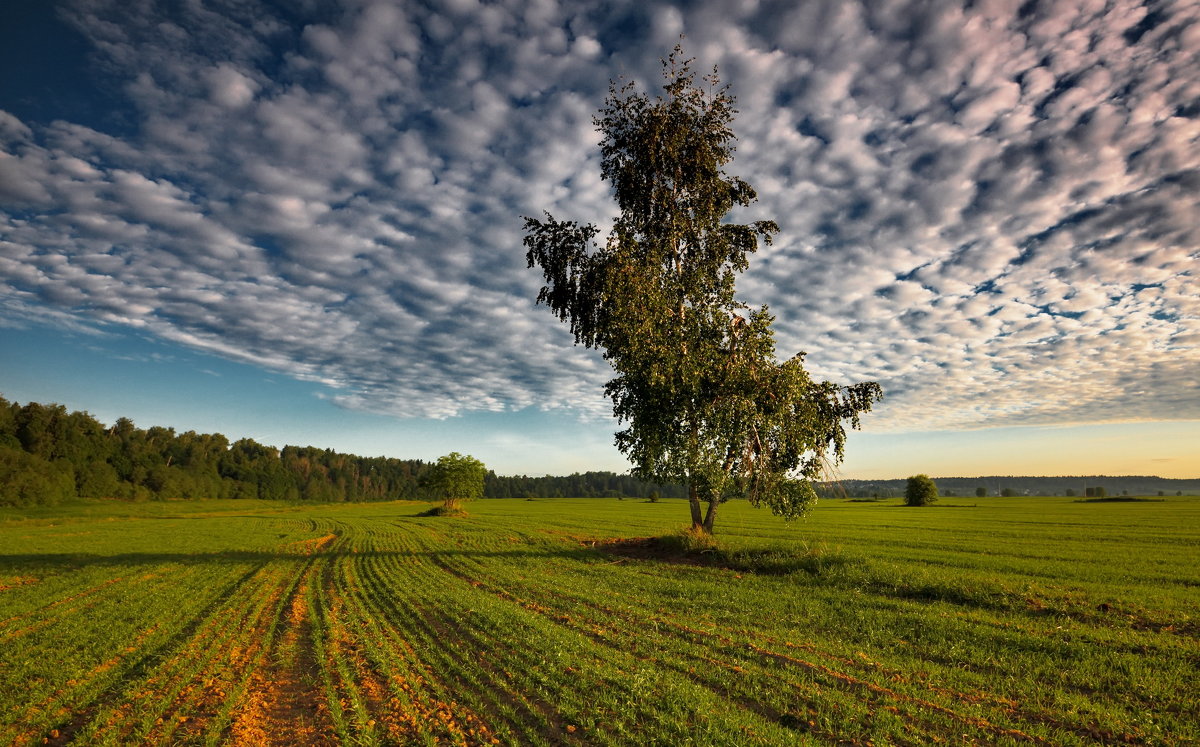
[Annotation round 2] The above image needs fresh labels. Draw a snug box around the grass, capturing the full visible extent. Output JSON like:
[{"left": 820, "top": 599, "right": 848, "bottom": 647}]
[{"left": 1, "top": 494, "right": 1197, "bottom": 745}]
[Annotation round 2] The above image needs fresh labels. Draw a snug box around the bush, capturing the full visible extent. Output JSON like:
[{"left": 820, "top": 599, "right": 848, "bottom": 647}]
[
  {"left": 421, "top": 503, "right": 468, "bottom": 518},
  {"left": 660, "top": 525, "right": 719, "bottom": 554},
  {"left": 975, "top": 486, "right": 986, "bottom": 498},
  {"left": 905, "top": 475, "right": 938, "bottom": 506}
]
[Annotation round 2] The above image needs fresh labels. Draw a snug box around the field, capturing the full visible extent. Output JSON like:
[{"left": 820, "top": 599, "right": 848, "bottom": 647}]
[{"left": 1, "top": 495, "right": 1197, "bottom": 746}]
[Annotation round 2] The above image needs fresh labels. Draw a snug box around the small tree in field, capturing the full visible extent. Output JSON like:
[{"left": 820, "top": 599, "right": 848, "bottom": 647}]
[
  {"left": 524, "top": 47, "right": 881, "bottom": 534},
  {"left": 424, "top": 452, "right": 486, "bottom": 515},
  {"left": 905, "top": 475, "right": 938, "bottom": 506},
  {"left": 975, "top": 486, "right": 987, "bottom": 498}
]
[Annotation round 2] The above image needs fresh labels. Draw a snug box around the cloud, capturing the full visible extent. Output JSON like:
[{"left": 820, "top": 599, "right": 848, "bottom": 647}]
[{"left": 0, "top": 0, "right": 1197, "bottom": 434}]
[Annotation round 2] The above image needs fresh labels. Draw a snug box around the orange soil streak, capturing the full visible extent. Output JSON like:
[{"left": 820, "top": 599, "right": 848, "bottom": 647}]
[
  {"left": 229, "top": 579, "right": 337, "bottom": 746},
  {"left": 0, "top": 576, "right": 127, "bottom": 640},
  {"left": 331, "top": 564, "right": 497, "bottom": 746},
  {"left": 7, "top": 624, "right": 165, "bottom": 746},
  {"left": 284, "top": 533, "right": 337, "bottom": 556},
  {"left": 0, "top": 575, "right": 39, "bottom": 592},
  {"left": 355, "top": 645, "right": 496, "bottom": 747},
  {"left": 94, "top": 569, "right": 291, "bottom": 745}
]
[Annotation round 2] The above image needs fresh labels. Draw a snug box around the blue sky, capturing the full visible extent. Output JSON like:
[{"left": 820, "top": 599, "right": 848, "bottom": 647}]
[{"left": 1, "top": 0, "right": 1197, "bottom": 478}]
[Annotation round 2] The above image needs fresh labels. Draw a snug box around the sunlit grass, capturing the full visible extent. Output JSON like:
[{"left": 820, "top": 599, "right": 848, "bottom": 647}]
[{"left": 1, "top": 495, "right": 1196, "bottom": 744}]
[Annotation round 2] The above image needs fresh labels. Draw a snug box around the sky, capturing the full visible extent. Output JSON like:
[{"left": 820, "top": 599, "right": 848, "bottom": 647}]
[{"left": 0, "top": 0, "right": 1197, "bottom": 479}]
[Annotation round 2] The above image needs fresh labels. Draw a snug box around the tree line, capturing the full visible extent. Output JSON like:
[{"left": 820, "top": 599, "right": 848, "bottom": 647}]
[
  {"left": 822, "top": 476, "right": 1198, "bottom": 499},
  {"left": 0, "top": 395, "right": 433, "bottom": 506},
  {"left": 0, "top": 395, "right": 682, "bottom": 507},
  {"left": 484, "top": 472, "right": 685, "bottom": 500}
]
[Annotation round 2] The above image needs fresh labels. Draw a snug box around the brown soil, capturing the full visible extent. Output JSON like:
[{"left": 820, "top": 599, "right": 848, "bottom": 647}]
[{"left": 229, "top": 580, "right": 336, "bottom": 746}]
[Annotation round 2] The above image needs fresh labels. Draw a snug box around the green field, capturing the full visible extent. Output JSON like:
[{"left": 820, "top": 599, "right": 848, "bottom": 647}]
[{"left": 1, "top": 495, "right": 1197, "bottom": 745}]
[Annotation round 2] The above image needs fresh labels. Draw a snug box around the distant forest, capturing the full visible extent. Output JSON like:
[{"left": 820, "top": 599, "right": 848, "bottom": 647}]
[
  {"left": 0, "top": 396, "right": 681, "bottom": 507},
  {"left": 2, "top": 396, "right": 1193, "bottom": 507},
  {"left": 824, "top": 476, "right": 1200, "bottom": 499}
]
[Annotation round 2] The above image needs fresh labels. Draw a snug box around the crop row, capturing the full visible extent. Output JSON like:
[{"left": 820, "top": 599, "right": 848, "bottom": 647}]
[{"left": 1, "top": 498, "right": 1197, "bottom": 745}]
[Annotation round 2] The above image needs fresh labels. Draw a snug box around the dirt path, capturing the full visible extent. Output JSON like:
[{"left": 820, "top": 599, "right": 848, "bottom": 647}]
[{"left": 229, "top": 577, "right": 337, "bottom": 746}]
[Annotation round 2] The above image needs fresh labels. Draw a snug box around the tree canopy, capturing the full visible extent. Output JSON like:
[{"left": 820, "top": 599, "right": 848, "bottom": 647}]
[
  {"left": 424, "top": 452, "right": 487, "bottom": 511},
  {"left": 905, "top": 474, "right": 939, "bottom": 506},
  {"left": 524, "top": 47, "right": 882, "bottom": 533}
]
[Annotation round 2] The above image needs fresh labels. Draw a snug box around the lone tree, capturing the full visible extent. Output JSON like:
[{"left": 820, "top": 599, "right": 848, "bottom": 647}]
[
  {"left": 524, "top": 48, "right": 881, "bottom": 534},
  {"left": 424, "top": 452, "right": 486, "bottom": 514},
  {"left": 905, "top": 474, "right": 939, "bottom": 506}
]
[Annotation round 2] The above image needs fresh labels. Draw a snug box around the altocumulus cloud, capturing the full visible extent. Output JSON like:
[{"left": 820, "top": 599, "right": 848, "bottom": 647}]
[{"left": 0, "top": 0, "right": 1197, "bottom": 430}]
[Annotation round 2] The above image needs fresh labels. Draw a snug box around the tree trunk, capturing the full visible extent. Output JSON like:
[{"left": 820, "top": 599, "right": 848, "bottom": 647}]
[
  {"left": 688, "top": 483, "right": 704, "bottom": 530},
  {"left": 702, "top": 494, "right": 719, "bottom": 533}
]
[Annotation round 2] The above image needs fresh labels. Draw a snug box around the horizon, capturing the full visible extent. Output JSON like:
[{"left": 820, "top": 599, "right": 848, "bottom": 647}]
[
  {"left": 3, "top": 389, "right": 1198, "bottom": 484},
  {"left": 2, "top": 1, "right": 1198, "bottom": 479}
]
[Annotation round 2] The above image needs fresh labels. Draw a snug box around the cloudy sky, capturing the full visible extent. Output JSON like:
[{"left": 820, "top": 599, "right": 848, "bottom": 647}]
[{"left": 1, "top": 0, "right": 1197, "bottom": 479}]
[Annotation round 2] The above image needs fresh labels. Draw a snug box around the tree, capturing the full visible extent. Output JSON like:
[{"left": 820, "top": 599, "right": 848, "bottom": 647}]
[
  {"left": 975, "top": 486, "right": 987, "bottom": 498},
  {"left": 905, "top": 475, "right": 938, "bottom": 506},
  {"left": 523, "top": 47, "right": 881, "bottom": 534},
  {"left": 424, "top": 452, "right": 486, "bottom": 513}
]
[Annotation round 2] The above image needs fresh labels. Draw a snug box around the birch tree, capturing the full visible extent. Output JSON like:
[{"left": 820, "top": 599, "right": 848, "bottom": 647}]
[{"left": 524, "top": 47, "right": 881, "bottom": 533}]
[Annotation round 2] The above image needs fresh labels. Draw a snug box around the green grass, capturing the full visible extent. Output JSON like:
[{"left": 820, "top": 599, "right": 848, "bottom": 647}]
[{"left": 1, "top": 495, "right": 1197, "bottom": 745}]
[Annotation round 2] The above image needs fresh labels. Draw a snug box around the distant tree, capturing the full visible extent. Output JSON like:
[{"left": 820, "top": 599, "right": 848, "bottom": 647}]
[
  {"left": 523, "top": 46, "right": 881, "bottom": 534},
  {"left": 1065, "top": 488, "right": 1075, "bottom": 497},
  {"left": 1158, "top": 490, "right": 1164, "bottom": 496},
  {"left": 648, "top": 490, "right": 661, "bottom": 504},
  {"left": 905, "top": 475, "right": 938, "bottom": 506},
  {"left": 1095, "top": 486, "right": 1107, "bottom": 499},
  {"left": 975, "top": 486, "right": 986, "bottom": 498},
  {"left": 424, "top": 452, "right": 487, "bottom": 513},
  {"left": 1001, "top": 488, "right": 1016, "bottom": 497}
]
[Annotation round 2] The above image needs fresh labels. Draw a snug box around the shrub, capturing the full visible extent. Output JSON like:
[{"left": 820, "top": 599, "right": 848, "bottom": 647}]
[
  {"left": 661, "top": 525, "right": 719, "bottom": 554},
  {"left": 975, "top": 486, "right": 986, "bottom": 498},
  {"left": 905, "top": 475, "right": 938, "bottom": 506}
]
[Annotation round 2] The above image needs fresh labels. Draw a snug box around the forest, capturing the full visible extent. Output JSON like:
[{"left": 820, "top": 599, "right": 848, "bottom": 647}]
[{"left": 0, "top": 396, "right": 681, "bottom": 506}]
